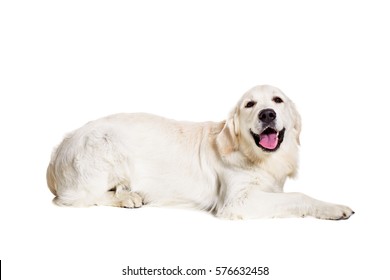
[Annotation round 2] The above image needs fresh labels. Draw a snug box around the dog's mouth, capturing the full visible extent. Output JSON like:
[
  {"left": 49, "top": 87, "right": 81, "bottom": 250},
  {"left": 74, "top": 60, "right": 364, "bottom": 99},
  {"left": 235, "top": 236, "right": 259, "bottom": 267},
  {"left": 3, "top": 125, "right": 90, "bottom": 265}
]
[{"left": 250, "top": 127, "right": 285, "bottom": 152}]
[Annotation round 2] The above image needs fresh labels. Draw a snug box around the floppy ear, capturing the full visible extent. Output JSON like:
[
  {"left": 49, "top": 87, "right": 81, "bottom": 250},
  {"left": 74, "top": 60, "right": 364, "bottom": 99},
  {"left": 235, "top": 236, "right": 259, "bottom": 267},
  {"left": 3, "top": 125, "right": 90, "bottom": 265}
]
[
  {"left": 290, "top": 101, "right": 302, "bottom": 145},
  {"left": 216, "top": 108, "right": 239, "bottom": 154}
]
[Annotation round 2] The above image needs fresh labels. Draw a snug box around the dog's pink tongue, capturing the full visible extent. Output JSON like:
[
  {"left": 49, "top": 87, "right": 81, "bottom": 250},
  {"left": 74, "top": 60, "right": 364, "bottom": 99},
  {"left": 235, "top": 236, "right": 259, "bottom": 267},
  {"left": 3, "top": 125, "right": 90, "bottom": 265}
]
[{"left": 259, "top": 133, "right": 278, "bottom": 149}]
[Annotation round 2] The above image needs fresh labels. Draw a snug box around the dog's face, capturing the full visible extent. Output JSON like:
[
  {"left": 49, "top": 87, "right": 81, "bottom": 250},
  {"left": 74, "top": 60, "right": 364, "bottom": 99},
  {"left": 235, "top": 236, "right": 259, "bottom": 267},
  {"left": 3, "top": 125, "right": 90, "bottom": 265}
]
[
  {"left": 217, "top": 85, "right": 301, "bottom": 161},
  {"left": 238, "top": 85, "right": 301, "bottom": 153}
]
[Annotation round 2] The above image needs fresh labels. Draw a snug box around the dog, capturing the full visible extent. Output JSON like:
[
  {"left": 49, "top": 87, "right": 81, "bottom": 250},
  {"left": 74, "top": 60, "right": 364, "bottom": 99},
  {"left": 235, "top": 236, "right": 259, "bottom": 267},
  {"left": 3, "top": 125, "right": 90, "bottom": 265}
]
[{"left": 47, "top": 85, "right": 354, "bottom": 220}]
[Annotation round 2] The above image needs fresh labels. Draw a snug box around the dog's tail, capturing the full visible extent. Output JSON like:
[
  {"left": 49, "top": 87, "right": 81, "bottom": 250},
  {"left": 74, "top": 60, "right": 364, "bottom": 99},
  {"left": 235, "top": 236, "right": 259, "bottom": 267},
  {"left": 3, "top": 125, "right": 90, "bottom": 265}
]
[{"left": 46, "top": 162, "right": 57, "bottom": 196}]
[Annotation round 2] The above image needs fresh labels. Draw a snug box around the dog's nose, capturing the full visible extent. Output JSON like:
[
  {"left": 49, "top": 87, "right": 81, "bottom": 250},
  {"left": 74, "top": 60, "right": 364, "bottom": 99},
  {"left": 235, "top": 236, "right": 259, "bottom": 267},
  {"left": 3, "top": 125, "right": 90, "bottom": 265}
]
[{"left": 259, "top": 109, "right": 276, "bottom": 124}]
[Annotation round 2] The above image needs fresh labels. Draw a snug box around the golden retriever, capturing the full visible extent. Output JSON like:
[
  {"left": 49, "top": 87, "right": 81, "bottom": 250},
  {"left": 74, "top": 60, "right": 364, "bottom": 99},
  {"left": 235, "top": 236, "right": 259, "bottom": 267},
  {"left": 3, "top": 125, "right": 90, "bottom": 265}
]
[{"left": 47, "top": 85, "right": 354, "bottom": 219}]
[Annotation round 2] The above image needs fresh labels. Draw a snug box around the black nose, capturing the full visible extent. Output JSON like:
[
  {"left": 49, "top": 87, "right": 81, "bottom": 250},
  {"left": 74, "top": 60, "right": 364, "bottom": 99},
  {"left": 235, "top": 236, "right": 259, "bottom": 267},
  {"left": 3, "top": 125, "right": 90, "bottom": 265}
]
[{"left": 259, "top": 109, "right": 276, "bottom": 124}]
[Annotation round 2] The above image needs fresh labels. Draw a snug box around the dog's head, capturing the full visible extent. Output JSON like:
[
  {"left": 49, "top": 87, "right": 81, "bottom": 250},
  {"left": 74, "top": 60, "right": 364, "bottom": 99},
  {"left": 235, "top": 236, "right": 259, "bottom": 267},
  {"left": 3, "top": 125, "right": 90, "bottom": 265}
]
[{"left": 217, "top": 85, "right": 301, "bottom": 162}]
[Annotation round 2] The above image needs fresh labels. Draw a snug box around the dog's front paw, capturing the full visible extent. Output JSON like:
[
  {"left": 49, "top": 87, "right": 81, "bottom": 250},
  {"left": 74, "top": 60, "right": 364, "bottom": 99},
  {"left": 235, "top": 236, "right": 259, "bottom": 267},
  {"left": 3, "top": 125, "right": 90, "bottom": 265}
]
[{"left": 315, "top": 203, "right": 354, "bottom": 220}]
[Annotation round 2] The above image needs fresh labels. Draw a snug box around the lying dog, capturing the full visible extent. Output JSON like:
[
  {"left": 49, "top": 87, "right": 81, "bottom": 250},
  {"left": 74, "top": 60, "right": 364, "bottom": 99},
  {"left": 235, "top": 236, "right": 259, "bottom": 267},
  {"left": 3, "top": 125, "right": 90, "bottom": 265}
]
[{"left": 47, "top": 85, "right": 354, "bottom": 220}]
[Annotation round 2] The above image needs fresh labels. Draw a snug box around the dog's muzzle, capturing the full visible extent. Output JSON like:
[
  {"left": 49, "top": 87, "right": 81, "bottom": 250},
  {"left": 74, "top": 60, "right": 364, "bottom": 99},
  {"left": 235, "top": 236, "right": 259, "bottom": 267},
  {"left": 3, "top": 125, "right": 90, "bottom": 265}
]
[{"left": 251, "top": 109, "right": 285, "bottom": 152}]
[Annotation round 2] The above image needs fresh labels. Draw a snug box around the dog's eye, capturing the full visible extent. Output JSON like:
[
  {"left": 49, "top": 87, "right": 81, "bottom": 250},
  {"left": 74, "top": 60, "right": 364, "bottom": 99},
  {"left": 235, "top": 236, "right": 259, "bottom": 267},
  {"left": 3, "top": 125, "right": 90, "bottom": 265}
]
[
  {"left": 245, "top": 101, "right": 257, "bottom": 108},
  {"left": 273, "top": 97, "right": 283, "bottom": 103}
]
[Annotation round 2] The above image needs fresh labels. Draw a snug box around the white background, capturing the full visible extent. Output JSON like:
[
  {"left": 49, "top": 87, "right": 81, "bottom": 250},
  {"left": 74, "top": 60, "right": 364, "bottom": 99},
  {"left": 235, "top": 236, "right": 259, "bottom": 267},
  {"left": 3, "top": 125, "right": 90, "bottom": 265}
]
[{"left": 1, "top": 0, "right": 389, "bottom": 279}]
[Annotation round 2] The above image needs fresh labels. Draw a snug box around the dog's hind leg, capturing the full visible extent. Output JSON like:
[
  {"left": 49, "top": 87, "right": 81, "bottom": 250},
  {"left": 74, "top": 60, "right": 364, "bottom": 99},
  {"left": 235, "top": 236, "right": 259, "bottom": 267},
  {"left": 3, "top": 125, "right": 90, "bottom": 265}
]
[
  {"left": 53, "top": 179, "right": 144, "bottom": 209},
  {"left": 97, "top": 184, "right": 144, "bottom": 208}
]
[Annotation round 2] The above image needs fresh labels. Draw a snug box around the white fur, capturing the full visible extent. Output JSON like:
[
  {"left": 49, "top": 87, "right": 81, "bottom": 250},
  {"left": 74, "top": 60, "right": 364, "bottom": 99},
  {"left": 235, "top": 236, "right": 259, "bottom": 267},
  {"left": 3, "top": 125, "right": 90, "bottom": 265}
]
[{"left": 47, "top": 85, "right": 354, "bottom": 220}]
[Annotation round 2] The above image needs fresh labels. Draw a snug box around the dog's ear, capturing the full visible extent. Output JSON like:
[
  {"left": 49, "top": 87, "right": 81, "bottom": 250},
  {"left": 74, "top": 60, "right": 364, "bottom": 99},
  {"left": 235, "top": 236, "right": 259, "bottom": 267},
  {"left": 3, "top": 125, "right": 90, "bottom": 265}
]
[
  {"left": 216, "top": 108, "right": 239, "bottom": 154},
  {"left": 290, "top": 101, "right": 302, "bottom": 145}
]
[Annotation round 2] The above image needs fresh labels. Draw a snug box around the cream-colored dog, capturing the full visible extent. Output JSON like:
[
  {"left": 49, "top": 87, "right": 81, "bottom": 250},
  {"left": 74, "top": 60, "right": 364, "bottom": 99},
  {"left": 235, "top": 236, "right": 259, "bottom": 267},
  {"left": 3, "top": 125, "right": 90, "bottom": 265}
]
[{"left": 47, "top": 85, "right": 354, "bottom": 220}]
